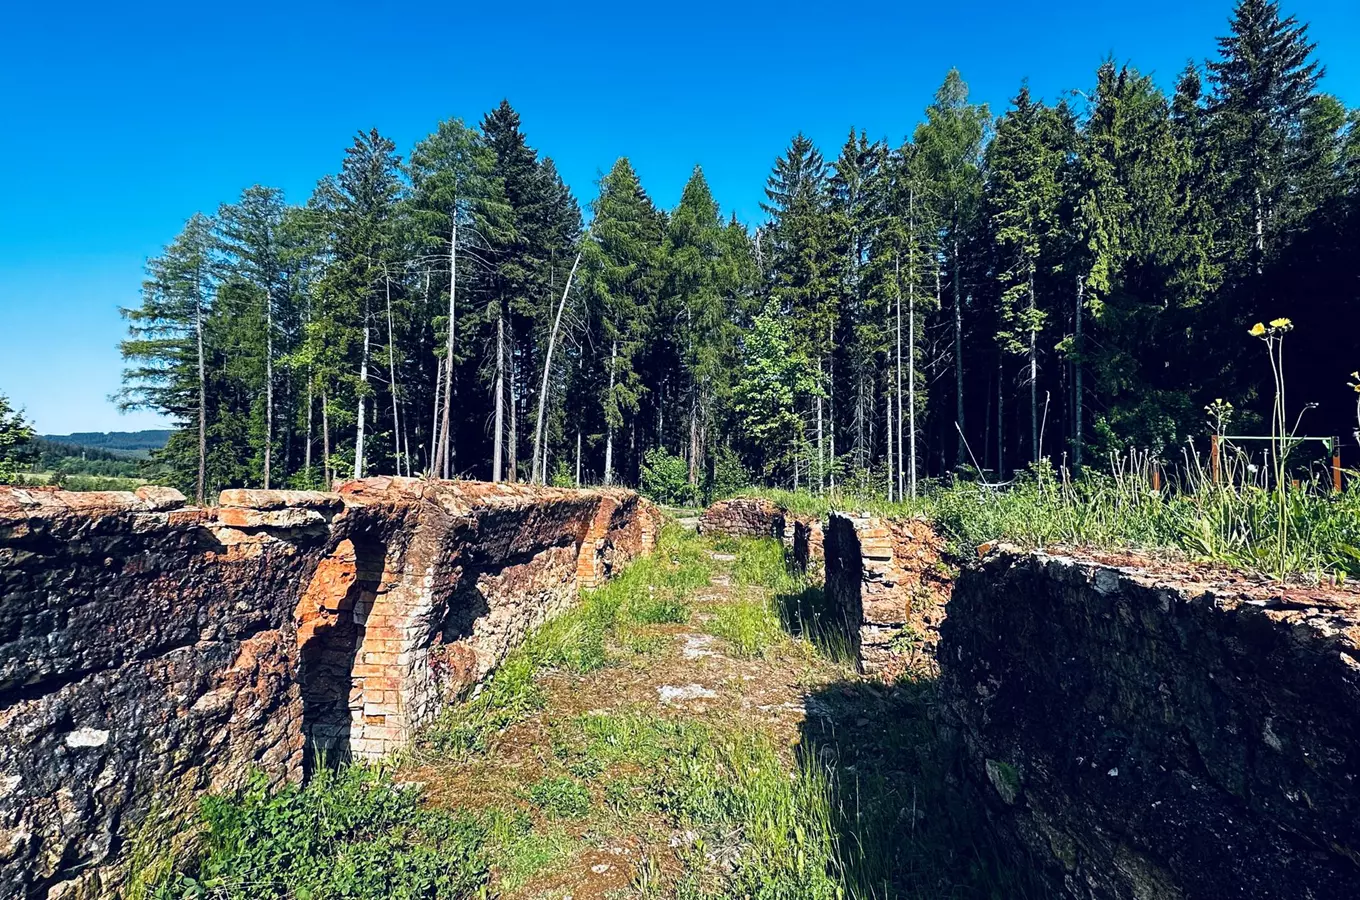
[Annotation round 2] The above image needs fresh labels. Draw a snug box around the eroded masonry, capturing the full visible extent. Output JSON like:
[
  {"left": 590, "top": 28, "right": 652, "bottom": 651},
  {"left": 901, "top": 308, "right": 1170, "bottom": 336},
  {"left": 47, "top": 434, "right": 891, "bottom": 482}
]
[
  {"left": 0, "top": 479, "right": 660, "bottom": 899},
  {"left": 706, "top": 497, "right": 1360, "bottom": 899}
]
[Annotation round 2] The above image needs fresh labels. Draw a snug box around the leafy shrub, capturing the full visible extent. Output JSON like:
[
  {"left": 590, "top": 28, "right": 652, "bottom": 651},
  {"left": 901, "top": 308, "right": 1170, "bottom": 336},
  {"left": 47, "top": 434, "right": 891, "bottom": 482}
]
[
  {"left": 705, "top": 444, "right": 750, "bottom": 503},
  {"left": 640, "top": 447, "right": 697, "bottom": 507}
]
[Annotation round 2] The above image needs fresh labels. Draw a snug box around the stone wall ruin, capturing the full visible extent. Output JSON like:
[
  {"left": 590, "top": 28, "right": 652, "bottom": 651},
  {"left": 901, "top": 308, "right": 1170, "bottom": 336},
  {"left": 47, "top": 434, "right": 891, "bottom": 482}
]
[
  {"left": 823, "top": 512, "right": 953, "bottom": 676},
  {"left": 939, "top": 546, "right": 1360, "bottom": 899},
  {"left": 0, "top": 479, "right": 660, "bottom": 899}
]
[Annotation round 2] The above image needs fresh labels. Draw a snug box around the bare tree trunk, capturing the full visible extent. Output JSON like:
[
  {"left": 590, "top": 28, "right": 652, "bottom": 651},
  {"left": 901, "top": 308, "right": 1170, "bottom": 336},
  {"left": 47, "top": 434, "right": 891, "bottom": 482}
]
[
  {"left": 828, "top": 350, "right": 836, "bottom": 491},
  {"left": 386, "top": 273, "right": 401, "bottom": 476},
  {"left": 954, "top": 228, "right": 965, "bottom": 469},
  {"left": 1074, "top": 274, "right": 1084, "bottom": 474},
  {"left": 439, "top": 220, "right": 457, "bottom": 479},
  {"left": 575, "top": 430, "right": 582, "bottom": 487},
  {"left": 428, "top": 356, "right": 442, "bottom": 475},
  {"left": 304, "top": 373, "right": 313, "bottom": 476},
  {"left": 895, "top": 256, "right": 903, "bottom": 500},
  {"left": 264, "top": 287, "right": 273, "bottom": 489},
  {"left": 493, "top": 310, "right": 504, "bottom": 482},
  {"left": 886, "top": 373, "right": 895, "bottom": 503},
  {"left": 321, "top": 387, "right": 331, "bottom": 487},
  {"left": 996, "top": 355, "right": 1004, "bottom": 479},
  {"left": 1029, "top": 272, "right": 1038, "bottom": 464},
  {"left": 907, "top": 191, "right": 918, "bottom": 498},
  {"left": 354, "top": 298, "right": 370, "bottom": 480},
  {"left": 689, "top": 392, "right": 699, "bottom": 486},
  {"left": 532, "top": 247, "right": 583, "bottom": 484},
  {"left": 816, "top": 359, "right": 824, "bottom": 494},
  {"left": 908, "top": 260, "right": 917, "bottom": 499},
  {"left": 508, "top": 319, "right": 518, "bottom": 483},
  {"left": 603, "top": 337, "right": 616, "bottom": 485},
  {"left": 195, "top": 286, "right": 206, "bottom": 506}
]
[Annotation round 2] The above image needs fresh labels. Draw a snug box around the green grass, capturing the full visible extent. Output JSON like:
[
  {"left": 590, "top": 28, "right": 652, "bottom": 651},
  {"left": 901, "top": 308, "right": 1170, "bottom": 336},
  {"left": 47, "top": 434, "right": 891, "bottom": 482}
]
[
  {"left": 419, "top": 524, "right": 712, "bottom": 756},
  {"left": 748, "top": 458, "right": 1360, "bottom": 581},
  {"left": 526, "top": 775, "right": 592, "bottom": 819},
  {"left": 151, "top": 525, "right": 1036, "bottom": 900},
  {"left": 147, "top": 764, "right": 489, "bottom": 900},
  {"left": 708, "top": 597, "right": 786, "bottom": 658}
]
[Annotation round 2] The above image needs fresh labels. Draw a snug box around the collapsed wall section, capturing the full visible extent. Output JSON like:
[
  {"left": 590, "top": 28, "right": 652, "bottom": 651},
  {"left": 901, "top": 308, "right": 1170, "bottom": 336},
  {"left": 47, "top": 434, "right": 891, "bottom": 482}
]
[
  {"left": 0, "top": 480, "right": 658, "bottom": 899},
  {"left": 697, "top": 497, "right": 785, "bottom": 539},
  {"left": 823, "top": 512, "right": 953, "bottom": 675},
  {"left": 939, "top": 548, "right": 1360, "bottom": 899}
]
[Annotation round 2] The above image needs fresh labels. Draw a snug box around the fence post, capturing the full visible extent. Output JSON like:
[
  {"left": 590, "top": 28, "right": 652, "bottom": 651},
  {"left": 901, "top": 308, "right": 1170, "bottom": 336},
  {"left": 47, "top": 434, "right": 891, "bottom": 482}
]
[
  {"left": 1333, "top": 438, "right": 1342, "bottom": 494},
  {"left": 1210, "top": 434, "right": 1221, "bottom": 484}
]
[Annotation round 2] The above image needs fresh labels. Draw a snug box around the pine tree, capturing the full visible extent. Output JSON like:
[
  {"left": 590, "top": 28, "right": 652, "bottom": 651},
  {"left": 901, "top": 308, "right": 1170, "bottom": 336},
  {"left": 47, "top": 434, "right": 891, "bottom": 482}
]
[
  {"left": 666, "top": 167, "right": 730, "bottom": 487},
  {"left": 408, "top": 116, "right": 509, "bottom": 478},
  {"left": 118, "top": 213, "right": 215, "bottom": 502},
  {"left": 761, "top": 134, "right": 836, "bottom": 489},
  {"left": 914, "top": 70, "right": 989, "bottom": 468},
  {"left": 988, "top": 84, "right": 1074, "bottom": 463},
  {"left": 585, "top": 158, "right": 665, "bottom": 485},
  {"left": 1207, "top": 0, "right": 1323, "bottom": 269},
  {"left": 215, "top": 185, "right": 294, "bottom": 488}
]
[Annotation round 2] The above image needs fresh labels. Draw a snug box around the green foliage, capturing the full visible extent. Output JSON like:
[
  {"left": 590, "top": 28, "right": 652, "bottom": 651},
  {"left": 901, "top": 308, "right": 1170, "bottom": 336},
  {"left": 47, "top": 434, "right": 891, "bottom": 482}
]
[
  {"left": 526, "top": 775, "right": 592, "bottom": 819},
  {"left": 640, "top": 446, "right": 697, "bottom": 506},
  {"left": 0, "top": 393, "right": 35, "bottom": 484},
  {"left": 153, "top": 765, "right": 488, "bottom": 899},
  {"left": 734, "top": 298, "right": 822, "bottom": 482},
  {"left": 110, "top": 3, "right": 1357, "bottom": 534},
  {"left": 706, "top": 443, "right": 750, "bottom": 502}
]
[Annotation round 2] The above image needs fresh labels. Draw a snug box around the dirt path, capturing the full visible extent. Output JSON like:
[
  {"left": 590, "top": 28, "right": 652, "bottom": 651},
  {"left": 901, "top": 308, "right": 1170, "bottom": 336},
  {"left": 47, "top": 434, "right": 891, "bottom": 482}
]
[{"left": 399, "top": 531, "right": 858, "bottom": 898}]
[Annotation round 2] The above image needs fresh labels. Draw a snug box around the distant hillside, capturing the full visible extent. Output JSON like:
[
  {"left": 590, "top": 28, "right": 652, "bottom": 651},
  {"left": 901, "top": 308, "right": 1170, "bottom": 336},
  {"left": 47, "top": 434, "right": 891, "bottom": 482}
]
[{"left": 40, "top": 430, "right": 173, "bottom": 458}]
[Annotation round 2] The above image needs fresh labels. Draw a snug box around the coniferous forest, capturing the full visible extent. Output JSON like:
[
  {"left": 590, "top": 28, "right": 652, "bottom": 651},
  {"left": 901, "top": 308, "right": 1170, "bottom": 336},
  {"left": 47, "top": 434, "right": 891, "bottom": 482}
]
[{"left": 118, "top": 0, "right": 1360, "bottom": 505}]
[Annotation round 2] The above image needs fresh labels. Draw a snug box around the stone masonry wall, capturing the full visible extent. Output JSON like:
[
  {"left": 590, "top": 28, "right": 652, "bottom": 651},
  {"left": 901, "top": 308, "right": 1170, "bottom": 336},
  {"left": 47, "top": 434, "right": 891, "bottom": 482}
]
[
  {"left": 697, "top": 497, "right": 785, "bottom": 540},
  {"left": 939, "top": 547, "right": 1360, "bottom": 899},
  {"left": 823, "top": 512, "right": 952, "bottom": 676},
  {"left": 0, "top": 480, "right": 658, "bottom": 899}
]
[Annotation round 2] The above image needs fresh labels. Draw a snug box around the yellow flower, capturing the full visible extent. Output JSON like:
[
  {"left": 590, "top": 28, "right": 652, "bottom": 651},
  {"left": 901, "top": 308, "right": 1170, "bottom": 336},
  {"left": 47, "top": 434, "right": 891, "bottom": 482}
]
[
  {"left": 1351, "top": 371, "right": 1358, "bottom": 380},
  {"left": 1249, "top": 322, "right": 1266, "bottom": 336},
  {"left": 1269, "top": 317, "right": 1292, "bottom": 329}
]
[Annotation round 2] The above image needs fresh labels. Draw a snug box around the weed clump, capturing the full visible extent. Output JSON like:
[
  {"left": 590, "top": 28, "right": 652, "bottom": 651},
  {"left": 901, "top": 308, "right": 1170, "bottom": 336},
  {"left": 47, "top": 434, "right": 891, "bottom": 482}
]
[{"left": 150, "top": 765, "right": 488, "bottom": 899}]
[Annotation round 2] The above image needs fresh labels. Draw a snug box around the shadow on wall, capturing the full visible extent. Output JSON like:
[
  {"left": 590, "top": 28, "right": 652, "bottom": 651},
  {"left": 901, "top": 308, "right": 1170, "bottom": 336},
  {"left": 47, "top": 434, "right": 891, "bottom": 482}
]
[
  {"left": 295, "top": 534, "right": 388, "bottom": 770},
  {"left": 821, "top": 515, "right": 865, "bottom": 662},
  {"left": 796, "top": 676, "right": 1047, "bottom": 899}
]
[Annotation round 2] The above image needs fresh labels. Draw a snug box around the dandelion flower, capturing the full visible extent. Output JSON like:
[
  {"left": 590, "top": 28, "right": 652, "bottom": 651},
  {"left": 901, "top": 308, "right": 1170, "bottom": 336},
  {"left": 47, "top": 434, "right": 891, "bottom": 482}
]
[
  {"left": 1270, "top": 317, "right": 1292, "bottom": 329},
  {"left": 1249, "top": 322, "right": 1266, "bottom": 337}
]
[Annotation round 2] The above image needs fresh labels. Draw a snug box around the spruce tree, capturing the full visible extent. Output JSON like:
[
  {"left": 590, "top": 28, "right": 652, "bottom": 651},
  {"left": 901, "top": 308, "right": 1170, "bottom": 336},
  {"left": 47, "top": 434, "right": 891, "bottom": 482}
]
[{"left": 914, "top": 70, "right": 989, "bottom": 468}]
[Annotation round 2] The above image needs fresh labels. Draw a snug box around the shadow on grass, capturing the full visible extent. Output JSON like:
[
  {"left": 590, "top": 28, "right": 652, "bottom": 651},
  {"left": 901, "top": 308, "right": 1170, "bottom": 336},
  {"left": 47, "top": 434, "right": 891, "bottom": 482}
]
[
  {"left": 775, "top": 581, "right": 859, "bottom": 665},
  {"left": 797, "top": 677, "right": 1049, "bottom": 900}
]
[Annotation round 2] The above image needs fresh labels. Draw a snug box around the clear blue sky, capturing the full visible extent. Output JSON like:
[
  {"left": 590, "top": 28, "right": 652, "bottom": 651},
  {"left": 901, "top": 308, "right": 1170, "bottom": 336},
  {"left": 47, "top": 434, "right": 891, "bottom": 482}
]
[{"left": 1, "top": 0, "right": 1356, "bottom": 434}]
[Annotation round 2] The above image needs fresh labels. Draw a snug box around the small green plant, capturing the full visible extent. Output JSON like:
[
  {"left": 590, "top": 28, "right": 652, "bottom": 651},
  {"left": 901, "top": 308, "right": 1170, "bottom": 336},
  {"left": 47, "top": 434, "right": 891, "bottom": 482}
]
[
  {"left": 526, "top": 775, "right": 592, "bottom": 818},
  {"left": 155, "top": 765, "right": 489, "bottom": 899},
  {"left": 1250, "top": 316, "right": 1306, "bottom": 578}
]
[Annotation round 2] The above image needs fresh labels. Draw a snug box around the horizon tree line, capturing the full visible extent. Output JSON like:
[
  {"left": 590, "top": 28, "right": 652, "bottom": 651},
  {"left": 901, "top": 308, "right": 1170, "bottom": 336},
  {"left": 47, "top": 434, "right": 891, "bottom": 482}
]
[{"left": 117, "top": 0, "right": 1359, "bottom": 505}]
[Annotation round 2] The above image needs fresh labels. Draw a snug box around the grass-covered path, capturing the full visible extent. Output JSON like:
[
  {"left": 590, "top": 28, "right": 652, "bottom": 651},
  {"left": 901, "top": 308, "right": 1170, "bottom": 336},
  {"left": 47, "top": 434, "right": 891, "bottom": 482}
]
[{"left": 162, "top": 526, "right": 1034, "bottom": 900}]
